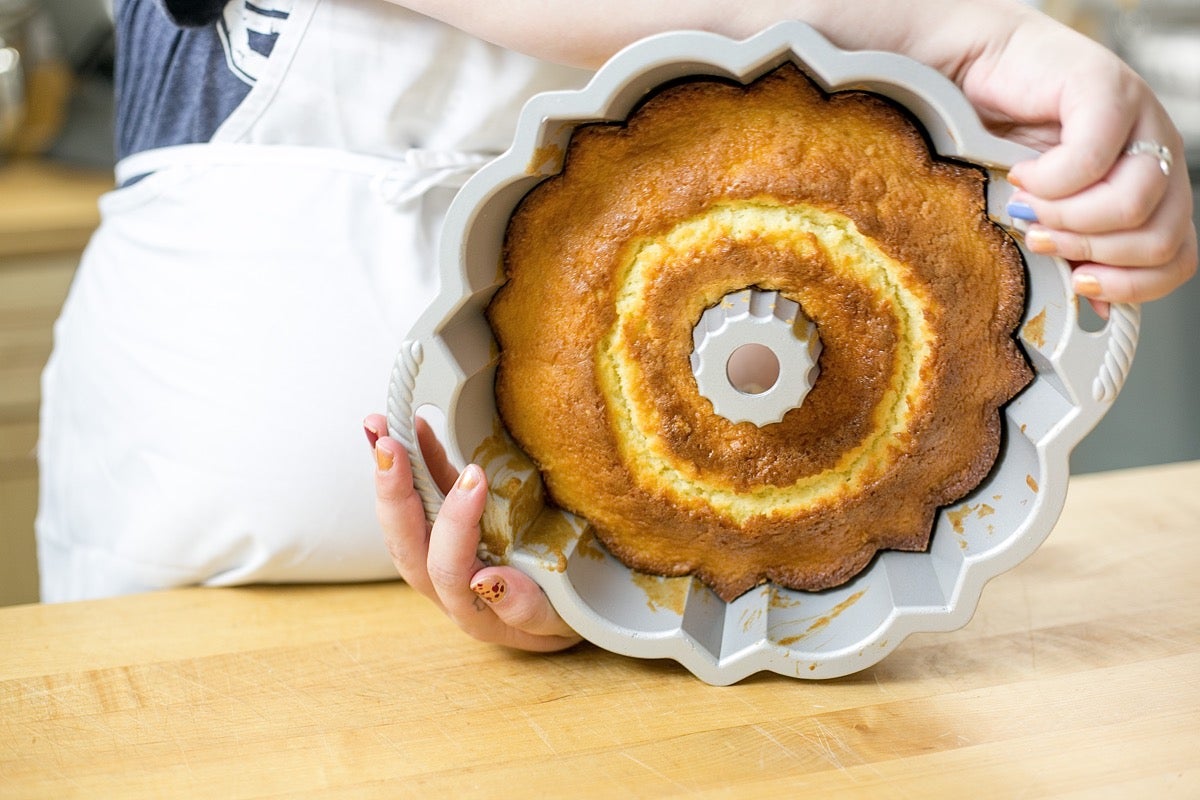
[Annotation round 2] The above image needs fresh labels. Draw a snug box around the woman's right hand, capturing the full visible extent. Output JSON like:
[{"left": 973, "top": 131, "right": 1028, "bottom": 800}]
[{"left": 364, "top": 414, "right": 582, "bottom": 653}]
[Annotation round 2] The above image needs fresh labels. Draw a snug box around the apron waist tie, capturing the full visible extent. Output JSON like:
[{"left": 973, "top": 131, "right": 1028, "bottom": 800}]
[
  {"left": 371, "top": 148, "right": 493, "bottom": 206},
  {"left": 115, "top": 142, "right": 494, "bottom": 206}
]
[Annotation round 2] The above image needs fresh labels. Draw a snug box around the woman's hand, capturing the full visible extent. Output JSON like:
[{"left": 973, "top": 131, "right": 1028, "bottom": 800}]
[
  {"left": 363, "top": 413, "right": 581, "bottom": 652},
  {"left": 954, "top": 7, "right": 1197, "bottom": 316}
]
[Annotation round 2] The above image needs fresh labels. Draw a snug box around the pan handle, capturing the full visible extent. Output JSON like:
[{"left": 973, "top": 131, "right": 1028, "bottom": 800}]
[{"left": 386, "top": 338, "right": 447, "bottom": 525}]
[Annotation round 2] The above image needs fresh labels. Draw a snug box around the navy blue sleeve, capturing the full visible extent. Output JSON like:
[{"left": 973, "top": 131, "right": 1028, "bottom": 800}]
[{"left": 113, "top": 0, "right": 283, "bottom": 161}]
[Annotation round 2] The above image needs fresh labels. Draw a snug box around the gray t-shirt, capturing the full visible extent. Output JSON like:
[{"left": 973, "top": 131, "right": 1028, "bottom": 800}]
[{"left": 114, "top": 0, "right": 287, "bottom": 162}]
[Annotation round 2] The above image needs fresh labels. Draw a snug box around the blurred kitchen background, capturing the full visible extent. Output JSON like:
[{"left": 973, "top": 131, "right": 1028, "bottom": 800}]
[{"left": 1, "top": 0, "right": 1198, "bottom": 605}]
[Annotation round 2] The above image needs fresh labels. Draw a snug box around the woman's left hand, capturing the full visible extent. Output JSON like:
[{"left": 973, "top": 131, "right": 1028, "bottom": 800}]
[{"left": 364, "top": 413, "right": 582, "bottom": 653}]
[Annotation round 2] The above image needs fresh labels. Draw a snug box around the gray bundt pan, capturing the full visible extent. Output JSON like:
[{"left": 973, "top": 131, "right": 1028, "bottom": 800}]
[{"left": 387, "top": 22, "right": 1140, "bottom": 685}]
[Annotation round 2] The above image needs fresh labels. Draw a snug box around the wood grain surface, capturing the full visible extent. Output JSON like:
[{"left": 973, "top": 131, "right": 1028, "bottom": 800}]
[{"left": 2, "top": 460, "right": 1198, "bottom": 798}]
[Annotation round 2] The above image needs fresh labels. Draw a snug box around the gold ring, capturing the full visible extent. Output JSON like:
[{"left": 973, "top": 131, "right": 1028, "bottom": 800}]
[{"left": 1125, "top": 139, "right": 1173, "bottom": 177}]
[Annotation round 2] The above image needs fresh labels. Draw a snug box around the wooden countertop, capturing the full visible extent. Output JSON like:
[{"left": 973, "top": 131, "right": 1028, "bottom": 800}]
[
  {"left": 2, "top": 460, "right": 1198, "bottom": 797},
  {"left": 0, "top": 158, "right": 112, "bottom": 258}
]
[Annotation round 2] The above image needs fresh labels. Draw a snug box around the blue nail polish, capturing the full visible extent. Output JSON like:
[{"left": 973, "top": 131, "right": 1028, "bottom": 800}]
[{"left": 1006, "top": 201, "right": 1038, "bottom": 222}]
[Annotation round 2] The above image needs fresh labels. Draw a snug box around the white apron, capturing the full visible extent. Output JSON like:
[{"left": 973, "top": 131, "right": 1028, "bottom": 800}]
[{"left": 36, "top": 0, "right": 588, "bottom": 601}]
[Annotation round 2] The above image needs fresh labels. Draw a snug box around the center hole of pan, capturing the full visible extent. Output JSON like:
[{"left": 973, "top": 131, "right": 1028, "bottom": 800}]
[{"left": 726, "top": 343, "right": 780, "bottom": 395}]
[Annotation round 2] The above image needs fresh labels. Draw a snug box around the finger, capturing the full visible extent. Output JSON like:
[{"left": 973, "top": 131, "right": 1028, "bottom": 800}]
[
  {"left": 1009, "top": 153, "right": 1170, "bottom": 236},
  {"left": 373, "top": 434, "right": 440, "bottom": 603},
  {"left": 1022, "top": 178, "right": 1195, "bottom": 268},
  {"left": 1071, "top": 227, "right": 1198, "bottom": 305},
  {"left": 415, "top": 416, "right": 459, "bottom": 494},
  {"left": 1025, "top": 219, "right": 1186, "bottom": 270},
  {"left": 425, "top": 464, "right": 498, "bottom": 630},
  {"left": 425, "top": 464, "right": 581, "bottom": 650},
  {"left": 1086, "top": 297, "right": 1111, "bottom": 321},
  {"left": 363, "top": 413, "right": 387, "bottom": 448},
  {"left": 368, "top": 412, "right": 460, "bottom": 493},
  {"left": 1007, "top": 66, "right": 1137, "bottom": 199},
  {"left": 470, "top": 567, "right": 581, "bottom": 649}
]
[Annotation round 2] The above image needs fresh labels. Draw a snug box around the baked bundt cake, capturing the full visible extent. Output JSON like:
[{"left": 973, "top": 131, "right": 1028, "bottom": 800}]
[{"left": 486, "top": 64, "right": 1032, "bottom": 601}]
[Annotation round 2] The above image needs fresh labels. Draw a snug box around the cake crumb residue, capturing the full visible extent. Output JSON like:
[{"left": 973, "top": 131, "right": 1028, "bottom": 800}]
[
  {"left": 520, "top": 511, "right": 589, "bottom": 572},
  {"left": 526, "top": 142, "right": 564, "bottom": 175},
  {"left": 1026, "top": 474, "right": 1039, "bottom": 493},
  {"left": 574, "top": 528, "right": 608, "bottom": 561},
  {"left": 472, "top": 422, "right": 545, "bottom": 563},
  {"left": 1022, "top": 308, "right": 1047, "bottom": 349},
  {"left": 947, "top": 504, "right": 974, "bottom": 534},
  {"left": 741, "top": 606, "right": 765, "bottom": 633},
  {"left": 947, "top": 502, "right": 998, "bottom": 538},
  {"left": 769, "top": 588, "right": 802, "bottom": 610},
  {"left": 774, "top": 590, "right": 866, "bottom": 646},
  {"left": 630, "top": 572, "right": 690, "bottom": 615}
]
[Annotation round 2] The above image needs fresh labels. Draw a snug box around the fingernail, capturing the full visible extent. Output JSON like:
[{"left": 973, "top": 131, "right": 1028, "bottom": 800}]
[
  {"left": 1073, "top": 273, "right": 1104, "bottom": 299},
  {"left": 375, "top": 443, "right": 395, "bottom": 472},
  {"left": 455, "top": 464, "right": 481, "bottom": 493},
  {"left": 471, "top": 575, "right": 507, "bottom": 604},
  {"left": 364, "top": 420, "right": 381, "bottom": 449},
  {"left": 1024, "top": 227, "right": 1057, "bottom": 255},
  {"left": 1006, "top": 199, "right": 1039, "bottom": 223}
]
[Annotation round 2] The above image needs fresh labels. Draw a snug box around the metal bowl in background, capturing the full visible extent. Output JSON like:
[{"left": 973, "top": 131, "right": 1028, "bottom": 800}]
[{"left": 0, "top": 0, "right": 71, "bottom": 158}]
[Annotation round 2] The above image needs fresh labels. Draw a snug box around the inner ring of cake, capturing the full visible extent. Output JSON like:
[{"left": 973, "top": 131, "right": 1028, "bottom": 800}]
[{"left": 597, "top": 199, "right": 934, "bottom": 525}]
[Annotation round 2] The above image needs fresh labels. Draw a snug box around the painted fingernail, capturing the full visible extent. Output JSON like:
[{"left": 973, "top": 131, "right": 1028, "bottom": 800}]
[
  {"left": 364, "top": 420, "right": 381, "bottom": 449},
  {"left": 1024, "top": 227, "right": 1057, "bottom": 255},
  {"left": 455, "top": 464, "right": 481, "bottom": 493},
  {"left": 375, "top": 443, "right": 395, "bottom": 472},
  {"left": 1006, "top": 199, "right": 1039, "bottom": 223},
  {"left": 471, "top": 575, "right": 507, "bottom": 604},
  {"left": 1073, "top": 273, "right": 1104, "bottom": 299}
]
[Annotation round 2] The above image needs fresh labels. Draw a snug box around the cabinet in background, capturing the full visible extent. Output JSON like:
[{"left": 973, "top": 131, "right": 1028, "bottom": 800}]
[{"left": 0, "top": 159, "right": 110, "bottom": 606}]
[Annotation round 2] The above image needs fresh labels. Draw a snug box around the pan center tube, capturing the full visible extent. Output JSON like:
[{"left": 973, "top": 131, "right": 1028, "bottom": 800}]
[{"left": 690, "top": 288, "right": 821, "bottom": 426}]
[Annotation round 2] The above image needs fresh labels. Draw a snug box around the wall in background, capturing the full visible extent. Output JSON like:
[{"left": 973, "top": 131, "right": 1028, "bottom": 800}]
[
  {"left": 1068, "top": 0, "right": 1200, "bottom": 472},
  {"left": 1071, "top": 181, "right": 1200, "bottom": 473},
  {"left": 36, "top": 0, "right": 115, "bottom": 168},
  {"left": 37, "top": 0, "right": 110, "bottom": 60}
]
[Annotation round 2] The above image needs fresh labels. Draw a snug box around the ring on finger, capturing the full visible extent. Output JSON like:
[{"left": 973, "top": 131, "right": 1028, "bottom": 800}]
[{"left": 1124, "top": 139, "right": 1173, "bottom": 177}]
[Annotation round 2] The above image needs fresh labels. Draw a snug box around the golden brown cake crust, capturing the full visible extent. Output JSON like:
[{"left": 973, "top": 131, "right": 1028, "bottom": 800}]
[{"left": 488, "top": 64, "right": 1032, "bottom": 601}]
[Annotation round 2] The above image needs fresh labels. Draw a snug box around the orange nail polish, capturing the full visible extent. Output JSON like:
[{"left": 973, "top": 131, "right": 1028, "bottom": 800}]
[
  {"left": 1024, "top": 228, "right": 1057, "bottom": 255},
  {"left": 1073, "top": 273, "right": 1103, "bottom": 299},
  {"left": 471, "top": 575, "right": 507, "bottom": 604},
  {"left": 456, "top": 464, "right": 481, "bottom": 493},
  {"left": 375, "top": 443, "right": 395, "bottom": 472}
]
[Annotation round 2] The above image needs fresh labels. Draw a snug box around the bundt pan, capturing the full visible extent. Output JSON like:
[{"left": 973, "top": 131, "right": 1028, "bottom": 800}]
[{"left": 387, "top": 22, "right": 1140, "bottom": 685}]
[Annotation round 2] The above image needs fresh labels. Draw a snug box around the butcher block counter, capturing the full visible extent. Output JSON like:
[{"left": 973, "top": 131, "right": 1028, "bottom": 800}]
[{"left": 2, "top": 459, "right": 1198, "bottom": 797}]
